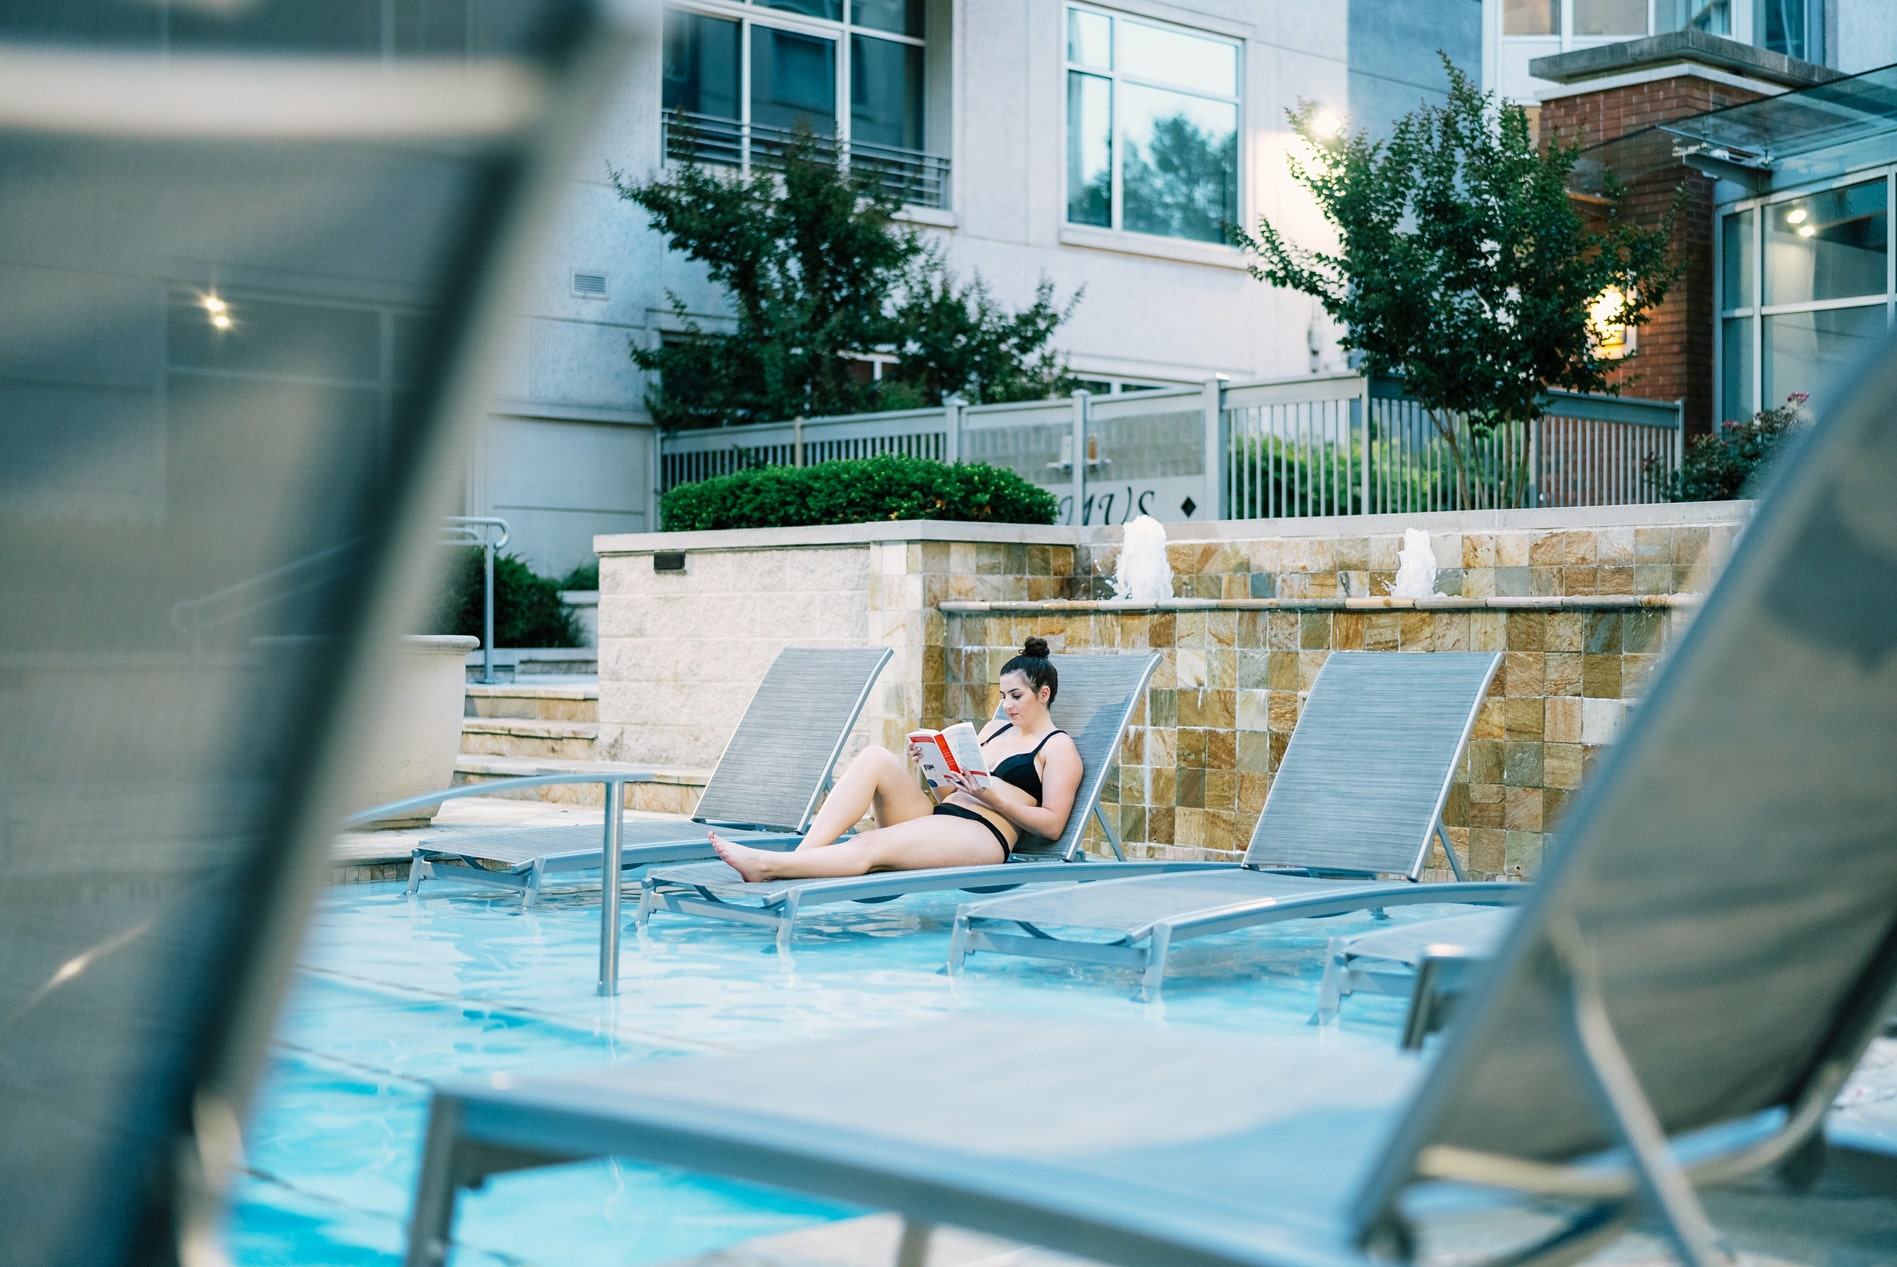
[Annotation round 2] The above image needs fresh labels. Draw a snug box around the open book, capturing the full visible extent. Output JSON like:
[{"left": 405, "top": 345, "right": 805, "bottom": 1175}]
[{"left": 908, "top": 722, "right": 991, "bottom": 791}]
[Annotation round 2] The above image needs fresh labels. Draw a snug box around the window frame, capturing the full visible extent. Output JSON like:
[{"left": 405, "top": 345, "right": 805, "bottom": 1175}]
[
  {"left": 1060, "top": 2, "right": 1245, "bottom": 249},
  {"left": 662, "top": 0, "right": 928, "bottom": 174},
  {"left": 1714, "top": 166, "right": 1897, "bottom": 422}
]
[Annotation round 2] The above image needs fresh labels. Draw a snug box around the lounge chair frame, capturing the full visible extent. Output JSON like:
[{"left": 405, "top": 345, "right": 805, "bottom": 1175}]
[
  {"left": 1315, "top": 909, "right": 1512, "bottom": 1048},
  {"left": 947, "top": 652, "right": 1528, "bottom": 997},
  {"left": 635, "top": 654, "right": 1234, "bottom": 948},
  {"left": 401, "top": 646, "right": 893, "bottom": 906}
]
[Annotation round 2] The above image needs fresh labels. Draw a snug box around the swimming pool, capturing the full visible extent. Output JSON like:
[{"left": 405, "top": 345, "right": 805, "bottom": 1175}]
[{"left": 227, "top": 879, "right": 1897, "bottom": 1265}]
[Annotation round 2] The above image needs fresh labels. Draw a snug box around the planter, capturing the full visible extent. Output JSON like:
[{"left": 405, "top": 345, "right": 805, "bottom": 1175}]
[{"left": 354, "top": 634, "right": 480, "bottom": 828}]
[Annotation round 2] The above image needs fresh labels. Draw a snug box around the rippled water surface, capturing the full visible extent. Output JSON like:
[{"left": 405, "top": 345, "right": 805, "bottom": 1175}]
[{"left": 228, "top": 878, "right": 1897, "bottom": 1265}]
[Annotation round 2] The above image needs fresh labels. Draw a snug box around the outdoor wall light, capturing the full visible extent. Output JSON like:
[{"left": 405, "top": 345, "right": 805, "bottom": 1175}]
[
  {"left": 1308, "top": 109, "right": 1345, "bottom": 139},
  {"left": 1589, "top": 285, "right": 1632, "bottom": 359},
  {"left": 1797, "top": 224, "right": 1817, "bottom": 238},
  {"left": 1786, "top": 207, "right": 1809, "bottom": 224},
  {"left": 201, "top": 292, "right": 232, "bottom": 330}
]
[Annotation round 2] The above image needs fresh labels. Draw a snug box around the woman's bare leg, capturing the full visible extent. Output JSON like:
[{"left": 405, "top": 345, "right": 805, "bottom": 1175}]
[
  {"left": 711, "top": 815, "right": 1005, "bottom": 882},
  {"left": 795, "top": 747, "right": 935, "bottom": 850}
]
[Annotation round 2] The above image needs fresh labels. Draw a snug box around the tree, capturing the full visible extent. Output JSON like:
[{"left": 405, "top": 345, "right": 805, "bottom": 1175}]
[
  {"left": 616, "top": 133, "right": 1079, "bottom": 429},
  {"left": 1235, "top": 58, "right": 1681, "bottom": 507}
]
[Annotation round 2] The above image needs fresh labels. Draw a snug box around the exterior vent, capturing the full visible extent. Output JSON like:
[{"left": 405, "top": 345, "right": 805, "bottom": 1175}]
[{"left": 571, "top": 270, "right": 607, "bottom": 298}]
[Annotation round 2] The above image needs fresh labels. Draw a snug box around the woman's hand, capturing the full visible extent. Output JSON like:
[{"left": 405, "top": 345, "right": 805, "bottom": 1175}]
[{"left": 941, "top": 769, "right": 994, "bottom": 805}]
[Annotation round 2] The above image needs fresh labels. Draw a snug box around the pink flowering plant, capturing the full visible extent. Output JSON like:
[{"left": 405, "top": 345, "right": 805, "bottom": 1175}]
[{"left": 1664, "top": 393, "right": 1809, "bottom": 502}]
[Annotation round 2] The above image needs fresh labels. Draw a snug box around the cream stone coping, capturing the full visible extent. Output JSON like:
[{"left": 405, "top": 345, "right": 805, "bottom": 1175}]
[
  {"left": 596, "top": 503, "right": 1752, "bottom": 557},
  {"left": 940, "top": 593, "right": 1700, "bottom": 613},
  {"left": 596, "top": 520, "right": 1076, "bottom": 555}
]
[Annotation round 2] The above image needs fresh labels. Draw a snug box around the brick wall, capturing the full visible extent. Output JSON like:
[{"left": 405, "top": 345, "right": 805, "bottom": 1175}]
[{"left": 1540, "top": 76, "right": 1772, "bottom": 436}]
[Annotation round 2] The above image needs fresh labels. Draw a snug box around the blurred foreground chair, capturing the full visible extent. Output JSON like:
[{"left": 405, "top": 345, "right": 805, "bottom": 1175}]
[{"left": 405, "top": 347, "right": 1897, "bottom": 1267}]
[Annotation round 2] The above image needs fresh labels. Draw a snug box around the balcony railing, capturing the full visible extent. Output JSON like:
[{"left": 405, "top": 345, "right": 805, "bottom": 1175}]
[{"left": 662, "top": 108, "right": 951, "bottom": 211}]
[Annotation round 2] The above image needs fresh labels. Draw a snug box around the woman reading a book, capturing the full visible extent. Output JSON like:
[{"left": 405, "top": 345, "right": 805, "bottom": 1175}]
[{"left": 709, "top": 637, "right": 1082, "bottom": 881}]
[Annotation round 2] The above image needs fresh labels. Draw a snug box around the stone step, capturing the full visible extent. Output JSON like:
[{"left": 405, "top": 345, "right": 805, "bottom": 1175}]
[
  {"left": 460, "top": 716, "right": 598, "bottom": 762},
  {"left": 452, "top": 753, "right": 709, "bottom": 814},
  {"left": 464, "top": 681, "right": 598, "bottom": 722},
  {"left": 464, "top": 647, "right": 597, "bottom": 682}
]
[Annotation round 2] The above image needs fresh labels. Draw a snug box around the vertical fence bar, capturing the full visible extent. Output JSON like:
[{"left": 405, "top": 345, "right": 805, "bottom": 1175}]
[
  {"left": 1201, "top": 376, "right": 1224, "bottom": 522},
  {"left": 1071, "top": 389, "right": 1089, "bottom": 527},
  {"left": 943, "top": 393, "right": 965, "bottom": 465},
  {"left": 481, "top": 534, "right": 495, "bottom": 685}
]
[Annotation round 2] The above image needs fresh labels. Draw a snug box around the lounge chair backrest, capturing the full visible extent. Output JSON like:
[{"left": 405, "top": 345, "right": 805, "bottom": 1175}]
[
  {"left": 692, "top": 647, "right": 894, "bottom": 832},
  {"left": 1001, "top": 653, "right": 1160, "bottom": 861},
  {"left": 1240, "top": 652, "right": 1501, "bottom": 878},
  {"left": 1352, "top": 352, "right": 1897, "bottom": 1238}
]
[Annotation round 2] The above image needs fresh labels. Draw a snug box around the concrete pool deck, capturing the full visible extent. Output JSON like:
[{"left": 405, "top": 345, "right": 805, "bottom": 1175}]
[{"left": 315, "top": 797, "right": 1897, "bottom": 1267}]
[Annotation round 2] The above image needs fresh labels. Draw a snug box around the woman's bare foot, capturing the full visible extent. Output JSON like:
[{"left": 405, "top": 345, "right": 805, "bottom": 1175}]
[{"left": 709, "top": 831, "right": 775, "bottom": 882}]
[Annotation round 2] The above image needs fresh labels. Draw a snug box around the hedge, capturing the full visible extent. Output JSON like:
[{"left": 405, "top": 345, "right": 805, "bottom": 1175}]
[
  {"left": 433, "top": 548, "right": 580, "bottom": 648},
  {"left": 660, "top": 454, "right": 1059, "bottom": 531}
]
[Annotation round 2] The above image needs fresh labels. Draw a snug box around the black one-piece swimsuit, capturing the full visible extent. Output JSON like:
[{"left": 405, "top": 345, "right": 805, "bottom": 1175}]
[{"left": 930, "top": 723, "right": 1066, "bottom": 857}]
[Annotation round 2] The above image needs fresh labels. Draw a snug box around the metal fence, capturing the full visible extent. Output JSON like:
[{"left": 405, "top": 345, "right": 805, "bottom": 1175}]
[
  {"left": 662, "top": 109, "right": 952, "bottom": 211},
  {"left": 659, "top": 373, "right": 1683, "bottom": 526}
]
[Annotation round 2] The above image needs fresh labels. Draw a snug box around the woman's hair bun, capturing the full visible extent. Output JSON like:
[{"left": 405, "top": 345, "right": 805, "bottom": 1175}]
[{"left": 1022, "top": 636, "right": 1050, "bottom": 658}]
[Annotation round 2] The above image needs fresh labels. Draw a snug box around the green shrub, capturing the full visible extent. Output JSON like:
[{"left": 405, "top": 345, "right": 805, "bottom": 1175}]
[
  {"left": 1663, "top": 394, "right": 1807, "bottom": 502},
  {"left": 433, "top": 548, "right": 580, "bottom": 648},
  {"left": 555, "top": 559, "right": 599, "bottom": 591},
  {"left": 660, "top": 454, "right": 1059, "bottom": 531},
  {"left": 1231, "top": 435, "right": 1456, "bottom": 516}
]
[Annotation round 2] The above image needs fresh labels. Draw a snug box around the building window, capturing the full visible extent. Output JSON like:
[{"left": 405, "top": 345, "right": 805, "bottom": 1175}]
[
  {"left": 1063, "top": 5, "right": 1240, "bottom": 246},
  {"left": 660, "top": 2, "right": 943, "bottom": 208},
  {"left": 1718, "top": 174, "right": 1895, "bottom": 421}
]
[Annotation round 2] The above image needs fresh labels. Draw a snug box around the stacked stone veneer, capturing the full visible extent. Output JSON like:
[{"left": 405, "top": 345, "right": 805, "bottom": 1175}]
[{"left": 596, "top": 504, "right": 1747, "bottom": 878}]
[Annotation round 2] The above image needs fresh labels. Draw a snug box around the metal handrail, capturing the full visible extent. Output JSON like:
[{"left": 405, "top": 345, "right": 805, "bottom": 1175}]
[
  {"left": 661, "top": 108, "right": 952, "bottom": 210},
  {"left": 441, "top": 516, "right": 508, "bottom": 684},
  {"left": 344, "top": 770, "right": 654, "bottom": 996}
]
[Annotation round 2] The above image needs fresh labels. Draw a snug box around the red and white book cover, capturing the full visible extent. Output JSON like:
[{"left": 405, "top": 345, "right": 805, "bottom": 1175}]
[{"left": 907, "top": 721, "right": 991, "bottom": 790}]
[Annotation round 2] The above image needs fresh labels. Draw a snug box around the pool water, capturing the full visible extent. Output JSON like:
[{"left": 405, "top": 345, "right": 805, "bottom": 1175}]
[{"left": 226, "top": 879, "right": 1897, "bottom": 1265}]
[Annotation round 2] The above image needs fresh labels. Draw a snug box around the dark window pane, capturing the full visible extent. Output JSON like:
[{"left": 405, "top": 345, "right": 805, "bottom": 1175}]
[
  {"left": 1721, "top": 209, "right": 1755, "bottom": 310},
  {"left": 1761, "top": 0, "right": 1807, "bottom": 58},
  {"left": 1722, "top": 317, "right": 1756, "bottom": 420},
  {"left": 850, "top": 34, "right": 923, "bottom": 151},
  {"left": 760, "top": 0, "right": 843, "bottom": 20},
  {"left": 1764, "top": 181, "right": 1889, "bottom": 306},
  {"left": 1120, "top": 85, "right": 1237, "bottom": 242},
  {"left": 751, "top": 26, "right": 837, "bottom": 136},
  {"left": 1763, "top": 305, "right": 1886, "bottom": 406},
  {"left": 663, "top": 9, "right": 740, "bottom": 121},
  {"left": 852, "top": 0, "right": 923, "bottom": 38},
  {"left": 1066, "top": 71, "right": 1111, "bottom": 227}
]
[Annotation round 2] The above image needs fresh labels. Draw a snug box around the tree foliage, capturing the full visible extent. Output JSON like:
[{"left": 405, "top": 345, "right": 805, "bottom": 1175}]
[
  {"left": 617, "top": 134, "right": 1079, "bottom": 429},
  {"left": 659, "top": 455, "right": 1059, "bottom": 531},
  {"left": 1235, "top": 58, "right": 1681, "bottom": 505}
]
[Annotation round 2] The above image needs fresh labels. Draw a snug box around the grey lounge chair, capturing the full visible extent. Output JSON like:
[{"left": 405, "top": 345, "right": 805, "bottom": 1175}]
[
  {"left": 405, "top": 646, "right": 891, "bottom": 906},
  {"left": 947, "top": 651, "right": 1526, "bottom": 997},
  {"left": 406, "top": 346, "right": 1897, "bottom": 1267},
  {"left": 1316, "top": 908, "right": 1516, "bottom": 1048},
  {"left": 635, "top": 653, "right": 1231, "bottom": 947}
]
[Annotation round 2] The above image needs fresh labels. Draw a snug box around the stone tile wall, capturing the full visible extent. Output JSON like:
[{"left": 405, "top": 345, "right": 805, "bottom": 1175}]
[{"left": 943, "top": 597, "right": 1691, "bottom": 881}]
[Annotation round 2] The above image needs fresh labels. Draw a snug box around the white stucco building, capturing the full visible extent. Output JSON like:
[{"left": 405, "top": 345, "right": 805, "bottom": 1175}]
[{"left": 480, "top": 0, "right": 1488, "bottom": 570}]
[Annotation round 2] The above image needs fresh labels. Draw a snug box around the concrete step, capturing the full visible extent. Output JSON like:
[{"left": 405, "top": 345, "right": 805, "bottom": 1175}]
[
  {"left": 460, "top": 716, "right": 598, "bottom": 762},
  {"left": 465, "top": 681, "right": 598, "bottom": 722},
  {"left": 464, "top": 647, "right": 597, "bottom": 682},
  {"left": 452, "top": 753, "right": 709, "bottom": 813}
]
